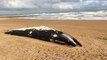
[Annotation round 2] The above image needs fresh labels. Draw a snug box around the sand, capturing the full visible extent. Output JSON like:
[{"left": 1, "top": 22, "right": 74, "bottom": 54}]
[{"left": 0, "top": 18, "right": 107, "bottom": 60}]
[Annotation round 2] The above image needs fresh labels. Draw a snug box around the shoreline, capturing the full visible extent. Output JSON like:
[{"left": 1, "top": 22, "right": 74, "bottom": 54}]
[
  {"left": 0, "top": 17, "right": 107, "bottom": 21},
  {"left": 1, "top": 17, "right": 107, "bottom": 21}
]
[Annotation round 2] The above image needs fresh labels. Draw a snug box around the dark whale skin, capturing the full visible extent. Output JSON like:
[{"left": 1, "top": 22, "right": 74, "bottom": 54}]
[
  {"left": 5, "top": 29, "right": 82, "bottom": 47},
  {"left": 56, "top": 32, "right": 82, "bottom": 47}
]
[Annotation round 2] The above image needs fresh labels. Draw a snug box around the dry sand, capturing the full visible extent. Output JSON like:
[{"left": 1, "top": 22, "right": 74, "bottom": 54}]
[{"left": 0, "top": 18, "right": 107, "bottom": 60}]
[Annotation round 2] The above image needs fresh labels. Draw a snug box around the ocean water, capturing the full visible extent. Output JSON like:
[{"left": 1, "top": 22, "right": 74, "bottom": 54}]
[{"left": 1, "top": 10, "right": 107, "bottom": 20}]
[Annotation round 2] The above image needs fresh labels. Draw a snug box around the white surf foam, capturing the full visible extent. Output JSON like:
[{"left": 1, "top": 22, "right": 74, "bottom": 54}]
[{"left": 17, "top": 10, "right": 107, "bottom": 20}]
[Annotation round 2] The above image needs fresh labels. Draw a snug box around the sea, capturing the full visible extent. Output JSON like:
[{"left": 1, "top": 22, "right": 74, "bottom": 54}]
[{"left": 0, "top": 10, "right": 107, "bottom": 20}]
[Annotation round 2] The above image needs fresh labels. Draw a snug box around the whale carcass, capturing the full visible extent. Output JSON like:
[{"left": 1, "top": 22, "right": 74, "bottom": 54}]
[{"left": 5, "top": 26, "right": 82, "bottom": 47}]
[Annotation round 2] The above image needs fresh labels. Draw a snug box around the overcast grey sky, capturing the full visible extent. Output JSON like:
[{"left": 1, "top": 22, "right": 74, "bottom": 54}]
[{"left": 0, "top": 0, "right": 107, "bottom": 15}]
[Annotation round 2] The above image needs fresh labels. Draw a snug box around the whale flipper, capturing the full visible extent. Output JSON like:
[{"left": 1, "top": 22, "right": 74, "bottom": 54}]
[
  {"left": 56, "top": 32, "right": 82, "bottom": 47},
  {"left": 72, "top": 37, "right": 82, "bottom": 47}
]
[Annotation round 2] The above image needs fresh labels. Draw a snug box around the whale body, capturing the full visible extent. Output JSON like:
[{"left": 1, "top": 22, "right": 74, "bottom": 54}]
[{"left": 5, "top": 26, "right": 82, "bottom": 47}]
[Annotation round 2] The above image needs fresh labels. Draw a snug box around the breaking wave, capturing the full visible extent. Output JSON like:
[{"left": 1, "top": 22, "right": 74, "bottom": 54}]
[
  {"left": 0, "top": 10, "right": 107, "bottom": 20},
  {"left": 16, "top": 10, "right": 107, "bottom": 20}
]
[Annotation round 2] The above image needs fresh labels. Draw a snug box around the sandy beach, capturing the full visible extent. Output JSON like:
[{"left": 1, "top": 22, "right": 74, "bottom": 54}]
[{"left": 0, "top": 18, "right": 107, "bottom": 60}]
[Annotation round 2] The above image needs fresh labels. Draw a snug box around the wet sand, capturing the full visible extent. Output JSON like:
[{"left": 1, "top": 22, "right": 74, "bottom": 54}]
[{"left": 0, "top": 18, "right": 107, "bottom": 60}]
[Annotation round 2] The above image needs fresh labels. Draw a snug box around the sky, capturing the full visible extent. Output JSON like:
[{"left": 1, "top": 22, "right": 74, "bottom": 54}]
[{"left": 0, "top": 0, "right": 107, "bottom": 15}]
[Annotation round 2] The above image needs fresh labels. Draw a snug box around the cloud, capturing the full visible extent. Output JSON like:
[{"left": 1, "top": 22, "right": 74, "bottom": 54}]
[
  {"left": 0, "top": 0, "right": 37, "bottom": 9},
  {"left": 0, "top": 0, "right": 107, "bottom": 13},
  {"left": 52, "top": 0, "right": 107, "bottom": 10},
  {"left": 53, "top": 3, "right": 73, "bottom": 9},
  {"left": 0, "top": 0, "right": 62, "bottom": 8}
]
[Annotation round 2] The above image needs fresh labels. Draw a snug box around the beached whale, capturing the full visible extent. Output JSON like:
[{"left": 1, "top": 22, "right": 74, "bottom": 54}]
[{"left": 5, "top": 26, "right": 82, "bottom": 47}]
